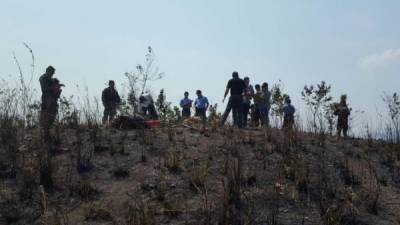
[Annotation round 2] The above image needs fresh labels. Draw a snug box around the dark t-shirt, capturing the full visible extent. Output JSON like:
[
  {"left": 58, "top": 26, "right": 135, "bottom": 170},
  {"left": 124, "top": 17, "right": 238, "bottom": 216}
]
[
  {"left": 102, "top": 87, "right": 121, "bottom": 107},
  {"left": 227, "top": 78, "right": 245, "bottom": 95},
  {"left": 39, "top": 74, "right": 62, "bottom": 102}
]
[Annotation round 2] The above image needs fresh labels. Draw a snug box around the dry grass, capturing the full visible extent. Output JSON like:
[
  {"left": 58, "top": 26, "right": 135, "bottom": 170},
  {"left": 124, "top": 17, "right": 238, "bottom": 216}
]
[
  {"left": 83, "top": 201, "right": 113, "bottom": 222},
  {"left": 77, "top": 178, "right": 99, "bottom": 201}
]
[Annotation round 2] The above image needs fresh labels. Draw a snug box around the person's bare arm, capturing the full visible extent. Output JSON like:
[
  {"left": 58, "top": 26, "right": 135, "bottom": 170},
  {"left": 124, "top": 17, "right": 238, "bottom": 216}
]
[{"left": 223, "top": 88, "right": 229, "bottom": 103}]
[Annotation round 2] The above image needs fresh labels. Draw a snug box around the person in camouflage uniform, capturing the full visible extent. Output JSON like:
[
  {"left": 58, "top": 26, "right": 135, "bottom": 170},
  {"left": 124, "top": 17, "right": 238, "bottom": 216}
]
[
  {"left": 334, "top": 95, "right": 351, "bottom": 138},
  {"left": 40, "top": 66, "right": 64, "bottom": 137},
  {"left": 102, "top": 80, "right": 121, "bottom": 124}
]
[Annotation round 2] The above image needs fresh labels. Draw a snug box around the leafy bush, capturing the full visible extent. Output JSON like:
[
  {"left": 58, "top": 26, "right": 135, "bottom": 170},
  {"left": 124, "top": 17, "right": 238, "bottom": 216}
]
[{"left": 155, "top": 89, "right": 180, "bottom": 123}]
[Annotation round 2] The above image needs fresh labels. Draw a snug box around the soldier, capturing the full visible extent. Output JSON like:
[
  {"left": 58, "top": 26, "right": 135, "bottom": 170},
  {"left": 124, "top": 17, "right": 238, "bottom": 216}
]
[
  {"left": 101, "top": 80, "right": 121, "bottom": 124},
  {"left": 180, "top": 91, "right": 193, "bottom": 118},
  {"left": 334, "top": 95, "right": 351, "bottom": 138},
  {"left": 39, "top": 66, "right": 64, "bottom": 137}
]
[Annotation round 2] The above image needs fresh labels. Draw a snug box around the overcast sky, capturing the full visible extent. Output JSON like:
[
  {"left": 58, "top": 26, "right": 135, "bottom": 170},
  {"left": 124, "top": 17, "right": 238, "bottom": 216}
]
[{"left": 1, "top": 0, "right": 400, "bottom": 131}]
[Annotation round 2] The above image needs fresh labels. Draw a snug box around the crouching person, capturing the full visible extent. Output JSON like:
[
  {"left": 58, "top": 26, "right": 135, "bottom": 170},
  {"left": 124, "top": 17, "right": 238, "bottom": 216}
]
[
  {"left": 102, "top": 80, "right": 121, "bottom": 125},
  {"left": 139, "top": 93, "right": 158, "bottom": 119}
]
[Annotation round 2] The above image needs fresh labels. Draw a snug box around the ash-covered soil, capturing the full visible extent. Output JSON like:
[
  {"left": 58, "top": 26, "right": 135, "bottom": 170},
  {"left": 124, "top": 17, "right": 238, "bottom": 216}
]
[{"left": 1, "top": 126, "right": 400, "bottom": 225}]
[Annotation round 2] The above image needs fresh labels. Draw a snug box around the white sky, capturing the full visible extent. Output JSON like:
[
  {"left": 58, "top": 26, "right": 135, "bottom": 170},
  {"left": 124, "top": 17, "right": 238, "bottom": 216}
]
[{"left": 1, "top": 0, "right": 400, "bottom": 134}]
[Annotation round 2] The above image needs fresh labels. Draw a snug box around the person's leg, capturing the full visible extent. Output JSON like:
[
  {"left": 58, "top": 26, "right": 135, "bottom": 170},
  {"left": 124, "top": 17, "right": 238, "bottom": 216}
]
[
  {"left": 289, "top": 115, "right": 295, "bottom": 130},
  {"left": 200, "top": 108, "right": 207, "bottom": 130},
  {"left": 149, "top": 104, "right": 158, "bottom": 119},
  {"left": 265, "top": 108, "right": 270, "bottom": 127},
  {"left": 283, "top": 115, "right": 288, "bottom": 130},
  {"left": 103, "top": 107, "right": 110, "bottom": 124},
  {"left": 221, "top": 97, "right": 233, "bottom": 125},
  {"left": 182, "top": 108, "right": 186, "bottom": 118},
  {"left": 40, "top": 103, "right": 48, "bottom": 129},
  {"left": 259, "top": 108, "right": 267, "bottom": 127},
  {"left": 109, "top": 106, "right": 117, "bottom": 122},
  {"left": 41, "top": 102, "right": 57, "bottom": 141},
  {"left": 201, "top": 108, "right": 207, "bottom": 120},
  {"left": 42, "top": 102, "right": 57, "bottom": 130},
  {"left": 236, "top": 99, "right": 247, "bottom": 128},
  {"left": 183, "top": 108, "right": 190, "bottom": 118},
  {"left": 242, "top": 103, "right": 249, "bottom": 127},
  {"left": 337, "top": 121, "right": 342, "bottom": 137},
  {"left": 232, "top": 106, "right": 238, "bottom": 126},
  {"left": 254, "top": 108, "right": 260, "bottom": 127},
  {"left": 40, "top": 108, "right": 51, "bottom": 139},
  {"left": 343, "top": 123, "right": 349, "bottom": 137},
  {"left": 231, "top": 96, "right": 243, "bottom": 128}
]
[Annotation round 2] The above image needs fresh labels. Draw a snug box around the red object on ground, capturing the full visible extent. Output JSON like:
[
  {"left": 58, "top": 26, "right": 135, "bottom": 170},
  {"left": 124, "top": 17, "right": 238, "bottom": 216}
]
[{"left": 145, "top": 120, "right": 161, "bottom": 128}]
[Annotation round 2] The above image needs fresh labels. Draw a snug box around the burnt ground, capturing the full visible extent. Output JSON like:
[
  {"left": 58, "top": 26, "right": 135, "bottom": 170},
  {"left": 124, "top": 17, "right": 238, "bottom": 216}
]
[{"left": 1, "top": 125, "right": 400, "bottom": 225}]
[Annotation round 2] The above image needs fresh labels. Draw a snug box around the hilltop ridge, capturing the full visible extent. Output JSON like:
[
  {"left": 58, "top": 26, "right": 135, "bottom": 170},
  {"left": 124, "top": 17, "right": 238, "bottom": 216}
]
[{"left": 0, "top": 125, "right": 400, "bottom": 225}]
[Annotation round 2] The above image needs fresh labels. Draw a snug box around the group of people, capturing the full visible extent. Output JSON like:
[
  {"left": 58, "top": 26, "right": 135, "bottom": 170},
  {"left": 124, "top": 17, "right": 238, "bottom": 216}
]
[
  {"left": 39, "top": 66, "right": 350, "bottom": 138},
  {"left": 101, "top": 81, "right": 211, "bottom": 124},
  {"left": 179, "top": 90, "right": 210, "bottom": 120},
  {"left": 101, "top": 80, "right": 159, "bottom": 124},
  {"left": 179, "top": 71, "right": 296, "bottom": 129}
]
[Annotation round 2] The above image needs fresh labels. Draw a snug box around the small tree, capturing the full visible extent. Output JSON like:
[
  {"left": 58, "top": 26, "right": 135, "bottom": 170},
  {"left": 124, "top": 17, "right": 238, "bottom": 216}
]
[
  {"left": 382, "top": 92, "right": 400, "bottom": 143},
  {"left": 208, "top": 103, "right": 221, "bottom": 122},
  {"left": 301, "top": 81, "right": 333, "bottom": 133},
  {"left": 271, "top": 81, "right": 289, "bottom": 127},
  {"left": 173, "top": 106, "right": 182, "bottom": 122},
  {"left": 155, "top": 89, "right": 177, "bottom": 122},
  {"left": 125, "top": 46, "right": 164, "bottom": 114},
  {"left": 325, "top": 103, "right": 337, "bottom": 135}
]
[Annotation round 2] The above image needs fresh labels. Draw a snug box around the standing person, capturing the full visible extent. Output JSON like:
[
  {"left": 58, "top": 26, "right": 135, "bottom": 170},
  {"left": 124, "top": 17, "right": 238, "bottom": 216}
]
[
  {"left": 194, "top": 90, "right": 209, "bottom": 120},
  {"left": 40, "top": 66, "right": 64, "bottom": 138},
  {"left": 282, "top": 98, "right": 295, "bottom": 130},
  {"left": 252, "top": 84, "right": 262, "bottom": 127},
  {"left": 242, "top": 77, "right": 254, "bottom": 127},
  {"left": 221, "top": 71, "right": 246, "bottom": 128},
  {"left": 180, "top": 91, "right": 193, "bottom": 118},
  {"left": 39, "top": 65, "right": 64, "bottom": 191},
  {"left": 260, "top": 82, "right": 271, "bottom": 127},
  {"left": 334, "top": 95, "right": 351, "bottom": 138},
  {"left": 101, "top": 80, "right": 121, "bottom": 124}
]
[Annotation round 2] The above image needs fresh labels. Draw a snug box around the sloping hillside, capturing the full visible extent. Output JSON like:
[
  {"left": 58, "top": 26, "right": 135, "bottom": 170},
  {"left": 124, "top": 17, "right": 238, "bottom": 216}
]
[{"left": 1, "top": 125, "right": 400, "bottom": 225}]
